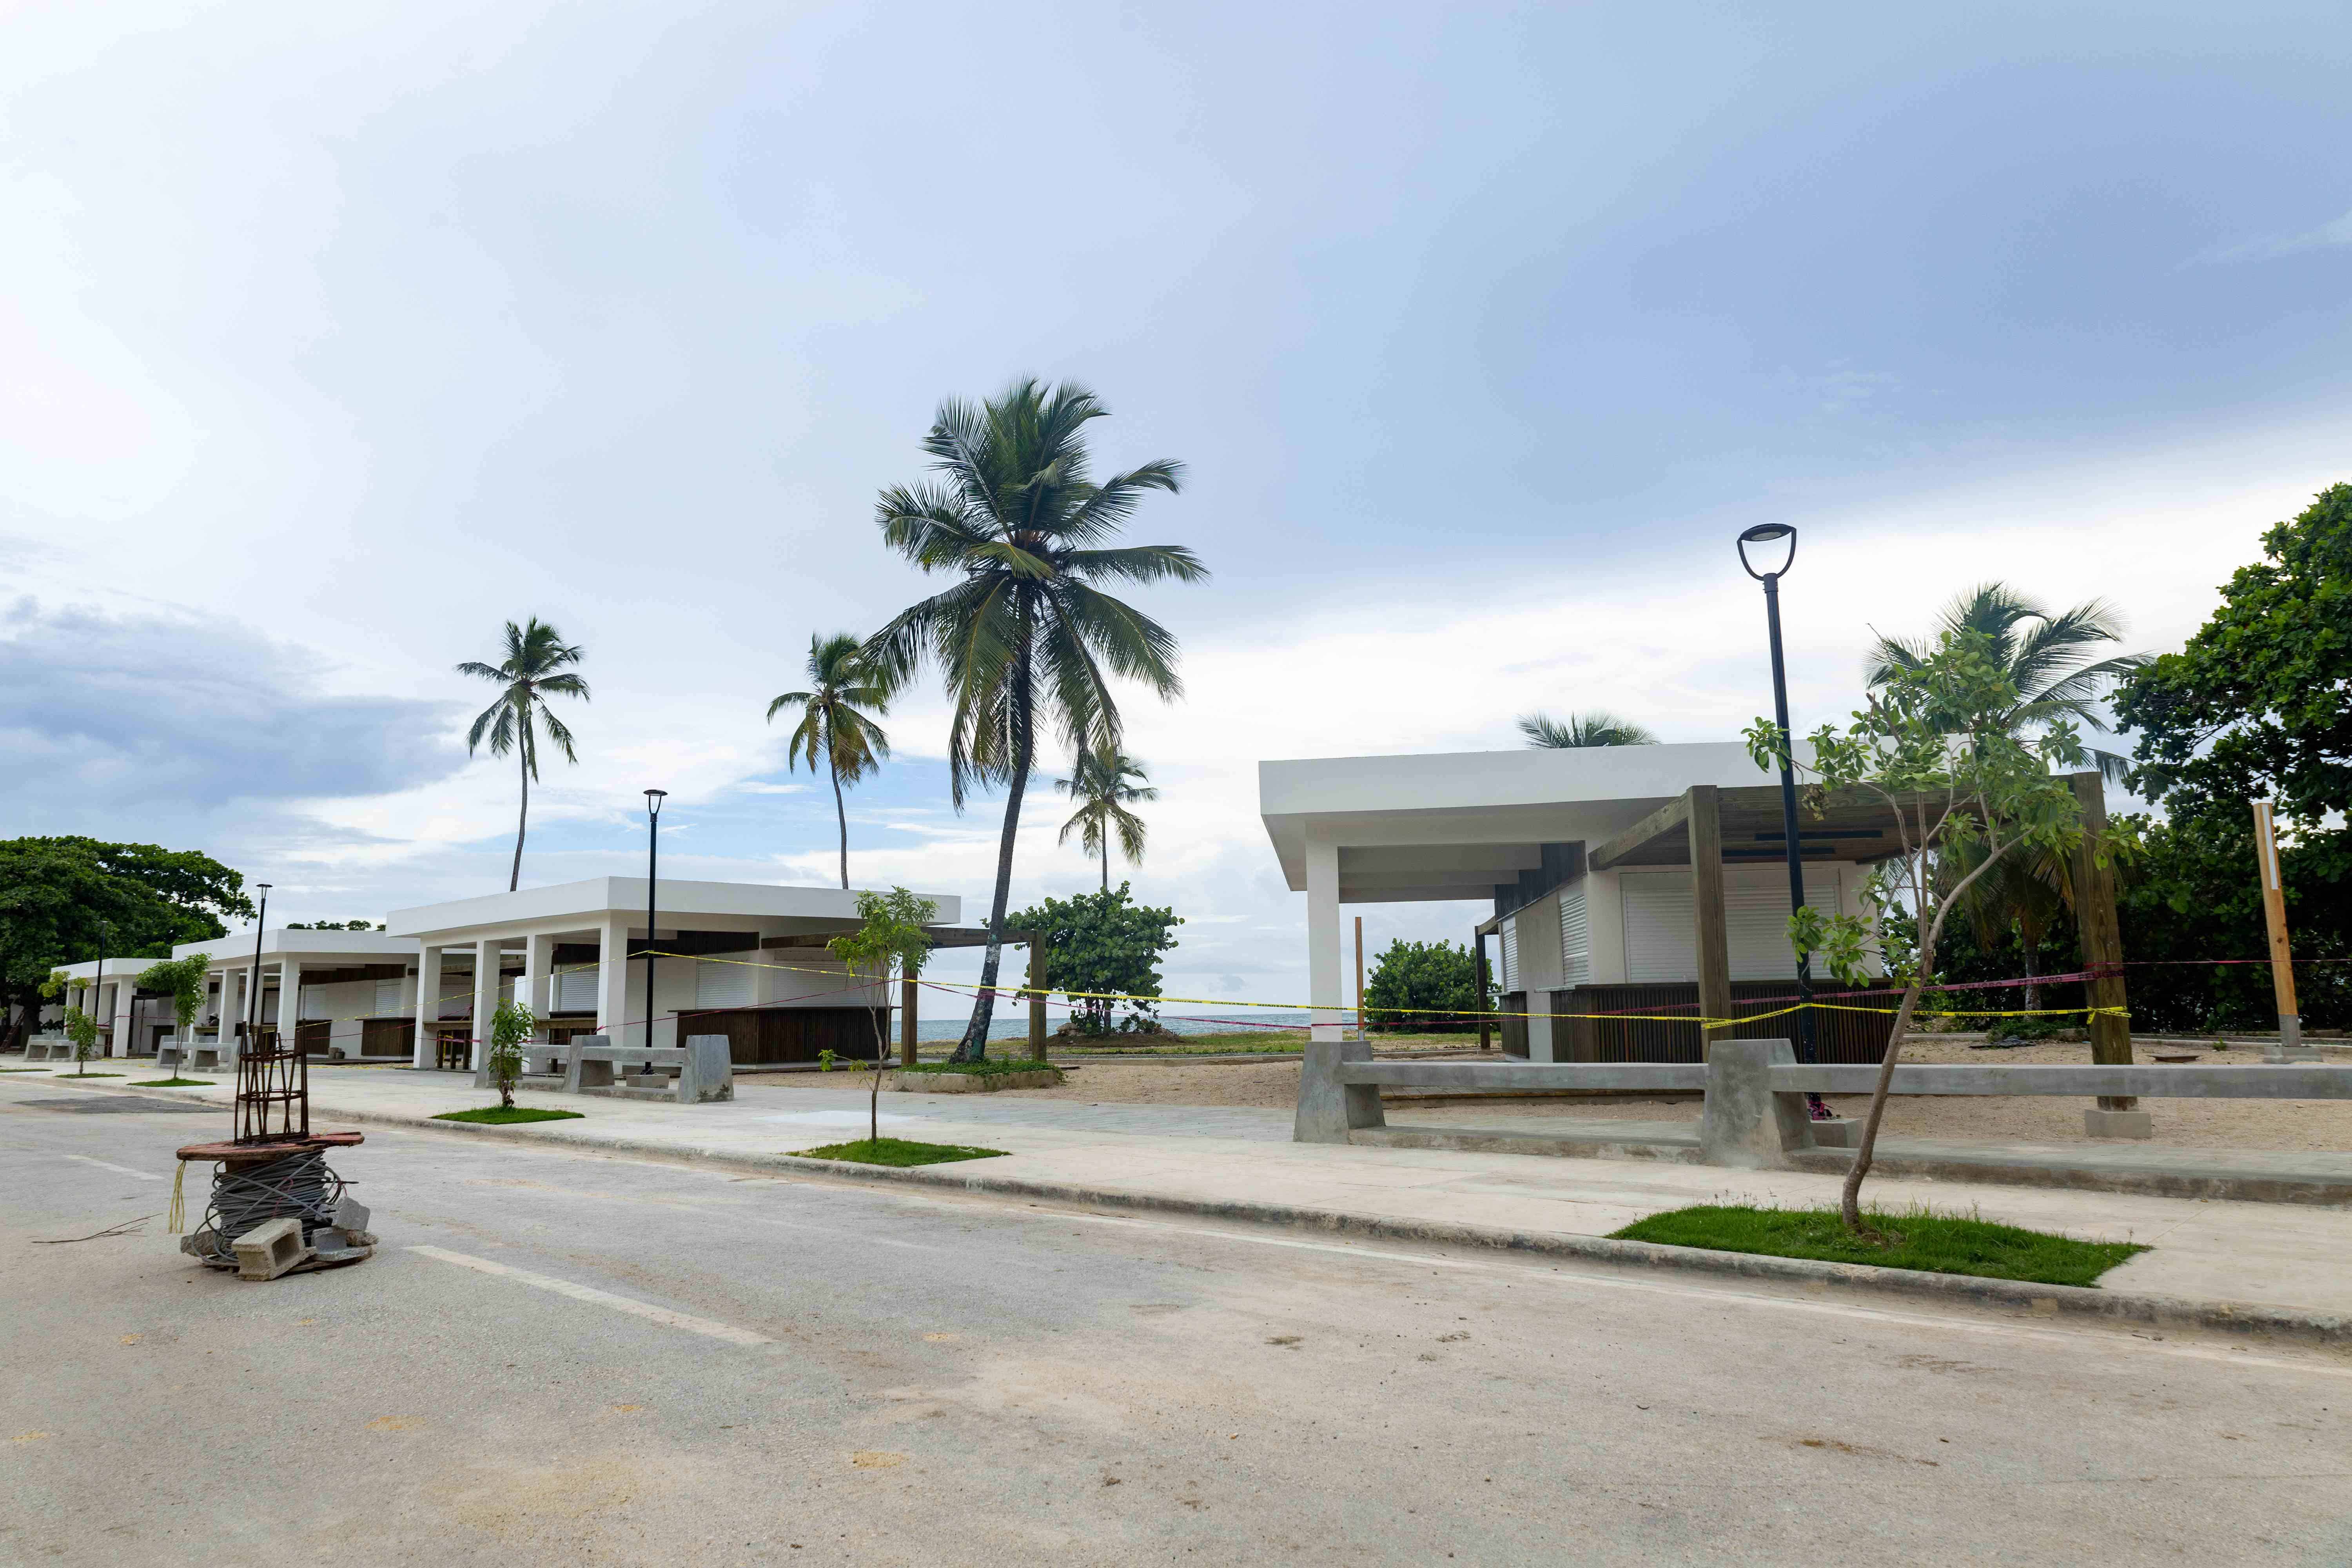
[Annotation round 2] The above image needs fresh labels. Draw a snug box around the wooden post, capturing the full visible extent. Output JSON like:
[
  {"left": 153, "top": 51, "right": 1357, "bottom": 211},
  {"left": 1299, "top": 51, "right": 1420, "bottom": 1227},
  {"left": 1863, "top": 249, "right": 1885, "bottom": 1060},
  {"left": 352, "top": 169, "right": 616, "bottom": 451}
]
[
  {"left": 899, "top": 969, "right": 918, "bottom": 1067},
  {"left": 1027, "top": 931, "right": 1047, "bottom": 1062},
  {"left": 2069, "top": 772, "right": 2138, "bottom": 1104},
  {"left": 1354, "top": 916, "right": 1365, "bottom": 1043},
  {"left": 1686, "top": 787, "right": 1734, "bottom": 1058},
  {"left": 1474, "top": 932, "right": 1492, "bottom": 1052},
  {"left": 2252, "top": 800, "right": 2314, "bottom": 1061}
]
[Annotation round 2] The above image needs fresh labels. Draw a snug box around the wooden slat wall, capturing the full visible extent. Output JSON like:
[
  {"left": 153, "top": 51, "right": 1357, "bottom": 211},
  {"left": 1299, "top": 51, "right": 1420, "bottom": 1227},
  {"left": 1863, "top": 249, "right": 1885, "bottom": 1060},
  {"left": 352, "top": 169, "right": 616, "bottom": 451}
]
[
  {"left": 676, "top": 1005, "right": 892, "bottom": 1063},
  {"left": 1552, "top": 981, "right": 1906, "bottom": 1065}
]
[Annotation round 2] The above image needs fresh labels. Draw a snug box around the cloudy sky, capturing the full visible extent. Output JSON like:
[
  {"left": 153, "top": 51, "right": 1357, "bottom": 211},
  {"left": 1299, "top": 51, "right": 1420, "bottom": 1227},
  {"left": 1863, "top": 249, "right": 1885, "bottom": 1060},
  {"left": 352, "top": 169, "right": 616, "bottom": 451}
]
[{"left": 6, "top": 1, "right": 2348, "bottom": 1012}]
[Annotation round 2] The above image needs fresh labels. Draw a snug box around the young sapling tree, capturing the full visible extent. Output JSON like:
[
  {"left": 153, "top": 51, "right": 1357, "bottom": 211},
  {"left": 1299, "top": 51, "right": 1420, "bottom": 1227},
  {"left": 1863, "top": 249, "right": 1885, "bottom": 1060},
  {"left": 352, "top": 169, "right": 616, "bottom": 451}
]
[
  {"left": 1747, "top": 628, "right": 2117, "bottom": 1234},
  {"left": 486, "top": 998, "right": 538, "bottom": 1110},
  {"left": 135, "top": 956, "right": 211, "bottom": 1064},
  {"left": 826, "top": 888, "right": 938, "bottom": 1146}
]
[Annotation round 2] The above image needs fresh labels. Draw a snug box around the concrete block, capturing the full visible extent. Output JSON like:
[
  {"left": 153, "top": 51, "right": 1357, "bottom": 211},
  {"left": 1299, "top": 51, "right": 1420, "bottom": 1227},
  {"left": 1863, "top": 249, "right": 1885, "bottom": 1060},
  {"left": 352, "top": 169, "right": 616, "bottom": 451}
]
[
  {"left": 332, "top": 1197, "right": 372, "bottom": 1234},
  {"left": 1295, "top": 1039, "right": 1385, "bottom": 1143},
  {"left": 1806, "top": 1116, "right": 1863, "bottom": 1148},
  {"left": 2084, "top": 1108, "right": 2154, "bottom": 1140},
  {"left": 679, "top": 1035, "right": 735, "bottom": 1103},
  {"left": 231, "top": 1217, "right": 312, "bottom": 1281},
  {"left": 2265, "top": 1043, "right": 2324, "bottom": 1064},
  {"left": 1700, "top": 1039, "right": 1815, "bottom": 1169},
  {"left": 564, "top": 1035, "right": 612, "bottom": 1093}
]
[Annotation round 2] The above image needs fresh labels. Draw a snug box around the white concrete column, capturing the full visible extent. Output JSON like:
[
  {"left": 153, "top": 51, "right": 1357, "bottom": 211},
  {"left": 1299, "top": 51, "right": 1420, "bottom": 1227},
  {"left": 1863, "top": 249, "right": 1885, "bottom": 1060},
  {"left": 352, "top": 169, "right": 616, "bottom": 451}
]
[
  {"left": 276, "top": 959, "right": 303, "bottom": 1052},
  {"left": 1306, "top": 838, "right": 1344, "bottom": 1044},
  {"left": 524, "top": 932, "right": 555, "bottom": 1029},
  {"left": 471, "top": 938, "right": 502, "bottom": 1071},
  {"left": 595, "top": 915, "right": 629, "bottom": 1044},
  {"left": 412, "top": 947, "right": 442, "bottom": 1068},
  {"left": 217, "top": 968, "right": 241, "bottom": 1059},
  {"left": 109, "top": 972, "right": 135, "bottom": 1057}
]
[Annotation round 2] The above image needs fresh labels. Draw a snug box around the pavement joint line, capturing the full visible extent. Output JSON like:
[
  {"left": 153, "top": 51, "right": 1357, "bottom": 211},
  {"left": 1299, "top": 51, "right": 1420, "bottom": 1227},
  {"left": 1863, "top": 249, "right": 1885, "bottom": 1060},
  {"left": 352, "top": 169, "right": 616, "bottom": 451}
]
[
  {"left": 27, "top": 1073, "right": 2352, "bottom": 1351},
  {"left": 62, "top": 1155, "right": 161, "bottom": 1181},
  {"left": 406, "top": 1245, "right": 774, "bottom": 1346}
]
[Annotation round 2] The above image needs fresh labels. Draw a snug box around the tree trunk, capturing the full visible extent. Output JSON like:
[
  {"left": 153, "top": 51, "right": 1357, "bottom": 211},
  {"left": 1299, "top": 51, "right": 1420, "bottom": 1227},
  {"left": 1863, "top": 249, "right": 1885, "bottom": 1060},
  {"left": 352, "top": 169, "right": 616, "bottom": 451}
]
[
  {"left": 1839, "top": 981, "right": 1921, "bottom": 1230},
  {"left": 510, "top": 729, "right": 530, "bottom": 893},
  {"left": 831, "top": 748, "right": 849, "bottom": 890},
  {"left": 2020, "top": 940, "right": 2041, "bottom": 1014},
  {"left": 1101, "top": 833, "right": 1109, "bottom": 892},
  {"left": 954, "top": 646, "right": 1033, "bottom": 1063}
]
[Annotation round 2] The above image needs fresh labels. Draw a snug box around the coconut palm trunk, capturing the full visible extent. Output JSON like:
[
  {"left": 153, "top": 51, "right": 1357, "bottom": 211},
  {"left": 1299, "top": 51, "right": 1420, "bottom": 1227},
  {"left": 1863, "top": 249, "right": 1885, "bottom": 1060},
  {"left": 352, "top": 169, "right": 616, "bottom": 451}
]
[
  {"left": 511, "top": 739, "right": 531, "bottom": 892},
  {"left": 958, "top": 644, "right": 1034, "bottom": 1061},
  {"left": 830, "top": 744, "right": 849, "bottom": 889}
]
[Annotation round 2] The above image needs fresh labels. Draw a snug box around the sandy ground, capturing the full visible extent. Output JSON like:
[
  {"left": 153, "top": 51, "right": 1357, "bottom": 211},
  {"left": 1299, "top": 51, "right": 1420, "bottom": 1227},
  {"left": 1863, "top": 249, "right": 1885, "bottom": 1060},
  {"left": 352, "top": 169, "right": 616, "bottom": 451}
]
[{"left": 751, "top": 1037, "right": 2352, "bottom": 1152}]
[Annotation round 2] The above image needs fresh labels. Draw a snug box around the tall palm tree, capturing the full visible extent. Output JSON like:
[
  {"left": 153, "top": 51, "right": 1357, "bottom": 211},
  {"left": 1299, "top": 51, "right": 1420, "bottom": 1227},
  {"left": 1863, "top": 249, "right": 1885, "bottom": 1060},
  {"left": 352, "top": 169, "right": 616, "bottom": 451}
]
[
  {"left": 1057, "top": 750, "right": 1156, "bottom": 890},
  {"left": 1517, "top": 711, "right": 1659, "bottom": 748},
  {"left": 767, "top": 632, "right": 893, "bottom": 889},
  {"left": 1867, "top": 583, "right": 2149, "bottom": 780},
  {"left": 864, "top": 378, "right": 1207, "bottom": 1061},
  {"left": 457, "top": 618, "right": 590, "bottom": 892}
]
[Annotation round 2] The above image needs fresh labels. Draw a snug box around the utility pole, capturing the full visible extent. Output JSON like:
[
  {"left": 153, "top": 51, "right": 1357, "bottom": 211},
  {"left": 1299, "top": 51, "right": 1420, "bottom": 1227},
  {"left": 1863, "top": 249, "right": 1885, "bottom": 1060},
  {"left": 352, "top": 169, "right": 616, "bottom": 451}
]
[{"left": 2254, "top": 801, "right": 2318, "bottom": 1063}]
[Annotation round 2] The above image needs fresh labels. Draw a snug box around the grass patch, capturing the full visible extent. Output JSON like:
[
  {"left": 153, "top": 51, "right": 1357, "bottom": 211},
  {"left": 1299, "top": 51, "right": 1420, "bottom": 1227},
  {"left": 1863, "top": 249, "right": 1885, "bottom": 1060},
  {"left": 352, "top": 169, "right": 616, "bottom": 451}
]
[
  {"left": 895, "top": 1059, "right": 1058, "bottom": 1077},
  {"left": 52, "top": 1072, "right": 124, "bottom": 1078},
  {"left": 130, "top": 1077, "right": 211, "bottom": 1088},
  {"left": 0, "top": 1067, "right": 54, "bottom": 1072},
  {"left": 1609, "top": 1203, "right": 2147, "bottom": 1289},
  {"left": 432, "top": 1106, "right": 586, "bottom": 1125},
  {"left": 793, "top": 1137, "right": 1007, "bottom": 1167}
]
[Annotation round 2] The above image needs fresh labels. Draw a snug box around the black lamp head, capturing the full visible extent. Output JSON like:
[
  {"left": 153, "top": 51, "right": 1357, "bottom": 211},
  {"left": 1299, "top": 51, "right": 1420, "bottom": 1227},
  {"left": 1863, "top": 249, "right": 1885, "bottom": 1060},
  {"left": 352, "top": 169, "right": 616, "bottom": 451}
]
[
  {"left": 1737, "top": 523, "right": 1797, "bottom": 581},
  {"left": 644, "top": 788, "right": 668, "bottom": 819}
]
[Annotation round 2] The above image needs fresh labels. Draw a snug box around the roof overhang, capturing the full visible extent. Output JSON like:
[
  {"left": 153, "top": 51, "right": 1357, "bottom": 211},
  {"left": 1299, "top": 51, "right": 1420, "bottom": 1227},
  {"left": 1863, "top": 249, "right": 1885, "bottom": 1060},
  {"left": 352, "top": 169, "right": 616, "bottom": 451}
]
[
  {"left": 387, "top": 877, "right": 964, "bottom": 944},
  {"left": 1258, "top": 742, "right": 1796, "bottom": 904}
]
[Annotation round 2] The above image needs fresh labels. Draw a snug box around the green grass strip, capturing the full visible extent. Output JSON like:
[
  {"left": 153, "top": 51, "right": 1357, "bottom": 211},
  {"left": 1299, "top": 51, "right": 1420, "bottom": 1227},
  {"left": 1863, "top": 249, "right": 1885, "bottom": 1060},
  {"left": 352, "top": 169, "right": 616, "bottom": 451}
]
[
  {"left": 51, "top": 1072, "right": 124, "bottom": 1078},
  {"left": 130, "top": 1078, "right": 211, "bottom": 1088},
  {"left": 0, "top": 1067, "right": 54, "bottom": 1072},
  {"left": 432, "top": 1106, "right": 586, "bottom": 1125},
  {"left": 1609, "top": 1203, "right": 2147, "bottom": 1289},
  {"left": 793, "top": 1137, "right": 1007, "bottom": 1167}
]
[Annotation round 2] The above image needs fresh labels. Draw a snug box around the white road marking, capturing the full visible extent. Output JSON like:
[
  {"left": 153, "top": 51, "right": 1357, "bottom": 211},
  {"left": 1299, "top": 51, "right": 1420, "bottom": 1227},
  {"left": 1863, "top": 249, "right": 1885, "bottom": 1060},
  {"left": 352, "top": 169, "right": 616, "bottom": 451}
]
[
  {"left": 64, "top": 1156, "right": 161, "bottom": 1181},
  {"left": 407, "top": 1246, "right": 773, "bottom": 1346},
  {"left": 1058, "top": 1211, "right": 2352, "bottom": 1382}
]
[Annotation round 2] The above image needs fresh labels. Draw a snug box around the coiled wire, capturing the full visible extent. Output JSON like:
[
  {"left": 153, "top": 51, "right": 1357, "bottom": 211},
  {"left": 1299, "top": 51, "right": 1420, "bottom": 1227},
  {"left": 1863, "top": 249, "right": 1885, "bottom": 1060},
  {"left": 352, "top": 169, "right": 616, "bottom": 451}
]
[{"left": 184, "top": 1149, "right": 349, "bottom": 1267}]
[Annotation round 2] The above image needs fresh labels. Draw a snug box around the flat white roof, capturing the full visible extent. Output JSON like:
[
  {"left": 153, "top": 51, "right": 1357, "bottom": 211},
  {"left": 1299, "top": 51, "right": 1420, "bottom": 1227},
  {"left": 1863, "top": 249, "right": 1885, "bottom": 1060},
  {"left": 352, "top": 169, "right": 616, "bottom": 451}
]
[
  {"left": 1258, "top": 742, "right": 1786, "bottom": 903},
  {"left": 387, "top": 877, "right": 964, "bottom": 942},
  {"left": 171, "top": 929, "right": 417, "bottom": 966}
]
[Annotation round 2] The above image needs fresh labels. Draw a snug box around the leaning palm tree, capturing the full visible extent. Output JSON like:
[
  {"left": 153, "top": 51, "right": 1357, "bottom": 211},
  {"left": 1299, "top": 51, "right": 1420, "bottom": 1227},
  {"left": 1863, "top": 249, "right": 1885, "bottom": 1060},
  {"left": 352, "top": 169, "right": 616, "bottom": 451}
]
[
  {"left": 767, "top": 632, "right": 894, "bottom": 889},
  {"left": 457, "top": 618, "right": 590, "bottom": 891},
  {"left": 1867, "top": 583, "right": 2148, "bottom": 780},
  {"left": 864, "top": 378, "right": 1207, "bottom": 1061},
  {"left": 1057, "top": 750, "right": 1156, "bottom": 890},
  {"left": 1517, "top": 711, "right": 1659, "bottom": 748}
]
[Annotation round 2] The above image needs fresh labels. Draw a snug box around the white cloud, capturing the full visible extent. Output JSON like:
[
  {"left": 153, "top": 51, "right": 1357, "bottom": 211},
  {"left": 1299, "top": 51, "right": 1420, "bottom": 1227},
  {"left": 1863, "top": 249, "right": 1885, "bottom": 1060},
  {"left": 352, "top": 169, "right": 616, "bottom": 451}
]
[{"left": 2196, "top": 207, "right": 2352, "bottom": 265}]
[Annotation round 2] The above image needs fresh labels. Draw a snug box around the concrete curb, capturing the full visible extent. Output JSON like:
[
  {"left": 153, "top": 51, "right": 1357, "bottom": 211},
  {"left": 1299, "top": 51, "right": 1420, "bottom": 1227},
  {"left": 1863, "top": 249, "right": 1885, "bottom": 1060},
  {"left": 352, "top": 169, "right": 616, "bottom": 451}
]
[{"left": 31, "top": 1074, "right": 2352, "bottom": 1351}]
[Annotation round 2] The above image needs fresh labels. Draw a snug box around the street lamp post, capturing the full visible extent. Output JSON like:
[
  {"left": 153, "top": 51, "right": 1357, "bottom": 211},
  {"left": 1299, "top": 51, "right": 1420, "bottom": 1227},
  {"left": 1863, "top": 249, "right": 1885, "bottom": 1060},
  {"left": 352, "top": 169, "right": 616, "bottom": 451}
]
[
  {"left": 642, "top": 791, "right": 667, "bottom": 1054},
  {"left": 245, "top": 884, "right": 272, "bottom": 1054},
  {"left": 1737, "top": 526, "right": 1825, "bottom": 1103}
]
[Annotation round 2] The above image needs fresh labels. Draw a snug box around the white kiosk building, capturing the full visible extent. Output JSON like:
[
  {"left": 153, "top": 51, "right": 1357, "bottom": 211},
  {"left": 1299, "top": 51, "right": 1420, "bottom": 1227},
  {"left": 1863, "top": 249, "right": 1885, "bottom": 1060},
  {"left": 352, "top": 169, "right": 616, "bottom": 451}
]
[{"left": 386, "top": 877, "right": 966, "bottom": 1070}]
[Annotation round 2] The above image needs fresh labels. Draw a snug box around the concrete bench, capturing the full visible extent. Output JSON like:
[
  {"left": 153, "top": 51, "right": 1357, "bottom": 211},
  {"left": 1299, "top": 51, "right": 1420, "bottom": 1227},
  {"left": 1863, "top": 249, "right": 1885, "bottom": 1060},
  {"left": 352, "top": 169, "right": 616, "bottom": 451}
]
[
  {"left": 1300, "top": 1038, "right": 2352, "bottom": 1168},
  {"left": 557, "top": 1035, "right": 733, "bottom": 1103},
  {"left": 188, "top": 1045, "right": 225, "bottom": 1071}
]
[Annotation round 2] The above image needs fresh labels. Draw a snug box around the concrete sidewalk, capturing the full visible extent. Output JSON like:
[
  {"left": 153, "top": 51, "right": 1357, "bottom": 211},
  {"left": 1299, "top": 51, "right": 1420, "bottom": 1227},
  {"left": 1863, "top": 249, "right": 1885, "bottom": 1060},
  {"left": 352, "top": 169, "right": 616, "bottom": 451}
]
[{"left": 14, "top": 1063, "right": 2352, "bottom": 1329}]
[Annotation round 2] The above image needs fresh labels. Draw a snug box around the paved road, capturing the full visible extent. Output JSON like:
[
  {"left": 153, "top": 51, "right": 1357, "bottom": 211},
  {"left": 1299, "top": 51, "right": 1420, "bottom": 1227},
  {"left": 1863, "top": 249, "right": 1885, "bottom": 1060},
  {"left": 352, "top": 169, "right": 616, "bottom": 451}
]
[{"left": 3, "top": 1087, "right": 2348, "bottom": 1566}]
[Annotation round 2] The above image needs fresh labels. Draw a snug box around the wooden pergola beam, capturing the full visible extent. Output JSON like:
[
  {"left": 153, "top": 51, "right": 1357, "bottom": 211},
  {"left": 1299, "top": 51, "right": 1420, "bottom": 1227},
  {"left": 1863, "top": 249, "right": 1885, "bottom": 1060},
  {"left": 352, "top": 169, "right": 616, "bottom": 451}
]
[{"left": 1589, "top": 791, "right": 1695, "bottom": 871}]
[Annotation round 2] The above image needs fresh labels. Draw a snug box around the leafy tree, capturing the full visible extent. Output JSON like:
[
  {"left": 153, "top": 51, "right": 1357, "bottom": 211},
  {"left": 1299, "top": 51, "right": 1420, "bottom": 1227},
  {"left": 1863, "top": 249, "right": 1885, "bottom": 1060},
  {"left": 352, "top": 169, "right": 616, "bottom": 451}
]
[
  {"left": 61, "top": 1003, "right": 101, "bottom": 1074},
  {"left": 767, "top": 632, "right": 893, "bottom": 889},
  {"left": 1056, "top": 750, "right": 1156, "bottom": 890},
  {"left": 2119, "top": 483, "right": 2352, "bottom": 824},
  {"left": 0, "top": 838, "right": 250, "bottom": 1051},
  {"left": 1868, "top": 581, "right": 2149, "bottom": 782},
  {"left": 1363, "top": 938, "right": 1488, "bottom": 1030},
  {"left": 1007, "top": 883, "right": 1182, "bottom": 1038},
  {"left": 864, "top": 379, "right": 1206, "bottom": 1061},
  {"left": 287, "top": 920, "right": 385, "bottom": 931},
  {"left": 485, "top": 998, "right": 538, "bottom": 1110},
  {"left": 1750, "top": 628, "right": 2098, "bottom": 1233},
  {"left": 135, "top": 955, "right": 212, "bottom": 1041},
  {"left": 826, "top": 888, "right": 938, "bottom": 1142},
  {"left": 457, "top": 617, "right": 592, "bottom": 892},
  {"left": 1517, "top": 711, "right": 1657, "bottom": 748}
]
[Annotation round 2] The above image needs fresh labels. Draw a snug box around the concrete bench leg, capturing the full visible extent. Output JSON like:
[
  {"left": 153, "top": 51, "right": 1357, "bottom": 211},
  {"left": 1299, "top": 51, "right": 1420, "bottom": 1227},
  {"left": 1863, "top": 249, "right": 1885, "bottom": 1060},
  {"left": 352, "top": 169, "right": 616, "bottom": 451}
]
[
  {"left": 1294, "top": 1039, "right": 1384, "bottom": 1143},
  {"left": 680, "top": 1036, "right": 734, "bottom": 1103},
  {"left": 1700, "top": 1039, "right": 1815, "bottom": 1169}
]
